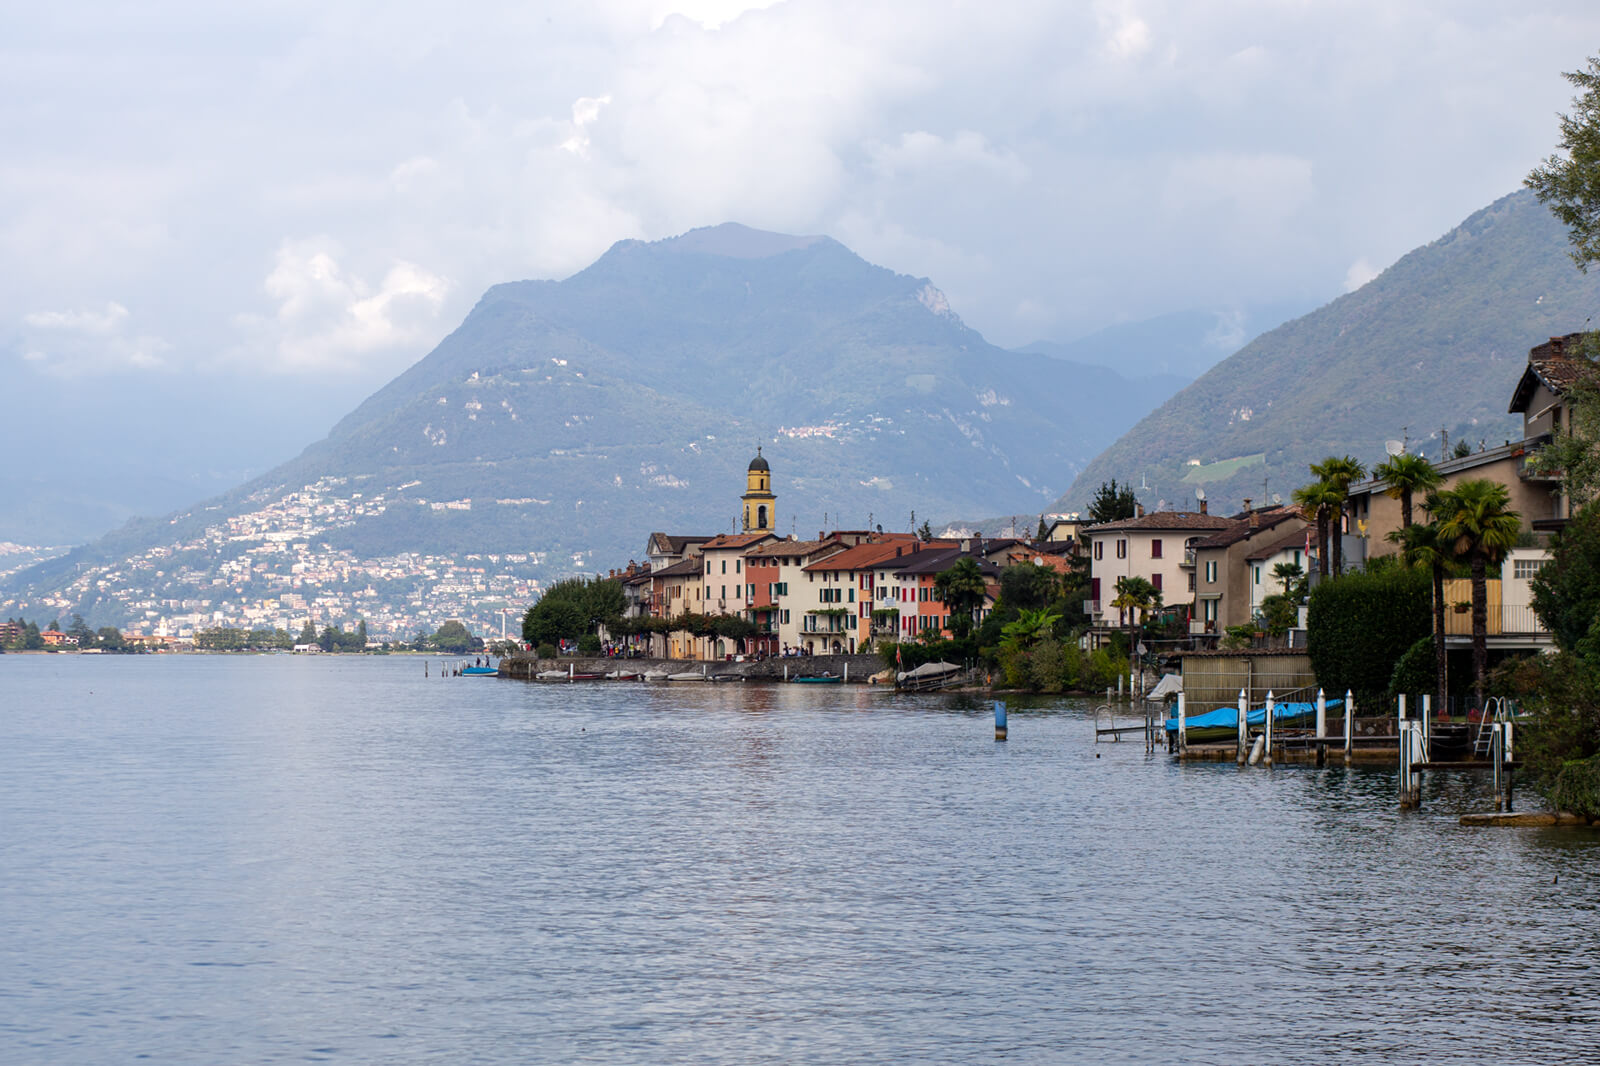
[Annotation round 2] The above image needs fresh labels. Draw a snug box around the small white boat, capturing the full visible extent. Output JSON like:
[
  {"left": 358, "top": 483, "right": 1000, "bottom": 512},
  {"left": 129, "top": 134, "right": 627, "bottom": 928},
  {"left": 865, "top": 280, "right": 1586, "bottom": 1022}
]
[
  {"left": 536, "top": 669, "right": 569, "bottom": 681},
  {"left": 667, "top": 671, "right": 707, "bottom": 682},
  {"left": 605, "top": 669, "right": 641, "bottom": 681},
  {"left": 643, "top": 670, "right": 672, "bottom": 682}
]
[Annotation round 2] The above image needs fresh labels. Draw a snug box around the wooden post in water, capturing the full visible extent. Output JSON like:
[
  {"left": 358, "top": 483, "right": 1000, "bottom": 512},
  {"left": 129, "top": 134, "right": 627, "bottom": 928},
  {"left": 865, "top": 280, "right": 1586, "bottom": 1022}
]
[
  {"left": 1264, "top": 690, "right": 1275, "bottom": 767},
  {"left": 1344, "top": 690, "right": 1354, "bottom": 766},
  {"left": 1176, "top": 693, "right": 1187, "bottom": 756},
  {"left": 994, "top": 700, "right": 1007, "bottom": 742},
  {"left": 784, "top": 664, "right": 789, "bottom": 682},
  {"left": 1237, "top": 688, "right": 1249, "bottom": 766},
  {"left": 1504, "top": 721, "right": 1515, "bottom": 811},
  {"left": 843, "top": 662, "right": 849, "bottom": 683}
]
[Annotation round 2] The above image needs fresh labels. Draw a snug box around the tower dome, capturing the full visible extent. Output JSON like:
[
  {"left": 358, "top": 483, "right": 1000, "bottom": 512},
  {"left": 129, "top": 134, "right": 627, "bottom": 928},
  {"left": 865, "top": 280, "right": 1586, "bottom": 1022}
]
[{"left": 742, "top": 447, "right": 775, "bottom": 533}]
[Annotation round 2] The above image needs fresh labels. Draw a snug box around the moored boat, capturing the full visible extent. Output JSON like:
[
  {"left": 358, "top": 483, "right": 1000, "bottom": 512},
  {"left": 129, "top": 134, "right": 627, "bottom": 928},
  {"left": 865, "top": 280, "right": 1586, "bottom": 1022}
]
[
  {"left": 792, "top": 672, "right": 842, "bottom": 684},
  {"left": 1165, "top": 700, "right": 1333, "bottom": 743},
  {"left": 462, "top": 665, "right": 497, "bottom": 676}
]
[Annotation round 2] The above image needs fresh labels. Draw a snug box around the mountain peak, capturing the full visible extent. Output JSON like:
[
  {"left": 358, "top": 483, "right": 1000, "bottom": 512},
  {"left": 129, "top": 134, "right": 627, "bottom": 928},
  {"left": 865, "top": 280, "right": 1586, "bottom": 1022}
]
[{"left": 644, "top": 222, "right": 830, "bottom": 259}]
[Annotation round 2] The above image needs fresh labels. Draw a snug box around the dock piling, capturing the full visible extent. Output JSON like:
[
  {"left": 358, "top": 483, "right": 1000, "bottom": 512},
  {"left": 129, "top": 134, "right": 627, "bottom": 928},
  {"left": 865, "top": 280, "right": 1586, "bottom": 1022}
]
[
  {"left": 1236, "top": 688, "right": 1248, "bottom": 765},
  {"left": 1176, "top": 693, "right": 1187, "bottom": 755},
  {"left": 994, "top": 700, "right": 1007, "bottom": 742},
  {"left": 1264, "top": 690, "right": 1275, "bottom": 767},
  {"left": 1315, "top": 688, "right": 1327, "bottom": 767},
  {"left": 1343, "top": 689, "right": 1354, "bottom": 766}
]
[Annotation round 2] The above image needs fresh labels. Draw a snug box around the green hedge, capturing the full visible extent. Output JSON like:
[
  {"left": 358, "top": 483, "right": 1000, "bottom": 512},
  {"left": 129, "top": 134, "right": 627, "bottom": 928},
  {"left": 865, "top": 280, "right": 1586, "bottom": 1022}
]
[{"left": 1307, "top": 564, "right": 1431, "bottom": 708}]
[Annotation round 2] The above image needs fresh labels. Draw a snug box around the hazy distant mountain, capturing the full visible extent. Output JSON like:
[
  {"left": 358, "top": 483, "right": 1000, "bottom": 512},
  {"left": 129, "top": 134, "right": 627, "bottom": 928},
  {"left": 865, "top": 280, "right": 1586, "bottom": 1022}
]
[
  {"left": 7, "top": 224, "right": 1177, "bottom": 619},
  {"left": 1018, "top": 304, "right": 1311, "bottom": 383},
  {"left": 1058, "top": 190, "right": 1600, "bottom": 516}
]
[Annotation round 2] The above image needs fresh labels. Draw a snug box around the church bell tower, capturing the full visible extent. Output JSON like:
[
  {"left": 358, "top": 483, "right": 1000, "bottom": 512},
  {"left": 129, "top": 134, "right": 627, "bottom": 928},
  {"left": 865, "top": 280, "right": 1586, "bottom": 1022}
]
[{"left": 742, "top": 447, "right": 776, "bottom": 533}]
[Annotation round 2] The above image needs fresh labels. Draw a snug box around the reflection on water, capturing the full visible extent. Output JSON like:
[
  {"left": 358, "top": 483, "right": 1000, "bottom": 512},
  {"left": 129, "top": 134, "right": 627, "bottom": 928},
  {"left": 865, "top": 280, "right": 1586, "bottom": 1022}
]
[{"left": 2, "top": 654, "right": 1598, "bottom": 1064}]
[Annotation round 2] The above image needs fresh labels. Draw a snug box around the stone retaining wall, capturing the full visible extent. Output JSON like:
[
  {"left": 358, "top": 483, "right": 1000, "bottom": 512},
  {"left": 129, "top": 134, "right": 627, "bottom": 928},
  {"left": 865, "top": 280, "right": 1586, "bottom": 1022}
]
[{"left": 499, "top": 653, "right": 884, "bottom": 683}]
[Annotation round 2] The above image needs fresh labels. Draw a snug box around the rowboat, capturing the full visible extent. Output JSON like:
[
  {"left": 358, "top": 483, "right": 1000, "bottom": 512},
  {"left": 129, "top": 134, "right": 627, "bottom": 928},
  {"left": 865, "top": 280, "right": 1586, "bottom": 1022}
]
[
  {"left": 462, "top": 666, "right": 497, "bottom": 676},
  {"left": 792, "top": 673, "right": 842, "bottom": 684}
]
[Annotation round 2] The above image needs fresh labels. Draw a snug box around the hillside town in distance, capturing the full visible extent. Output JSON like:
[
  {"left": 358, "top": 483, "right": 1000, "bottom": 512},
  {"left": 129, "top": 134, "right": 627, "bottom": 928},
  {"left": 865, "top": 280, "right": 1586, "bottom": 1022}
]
[{"left": 0, "top": 476, "right": 543, "bottom": 649}]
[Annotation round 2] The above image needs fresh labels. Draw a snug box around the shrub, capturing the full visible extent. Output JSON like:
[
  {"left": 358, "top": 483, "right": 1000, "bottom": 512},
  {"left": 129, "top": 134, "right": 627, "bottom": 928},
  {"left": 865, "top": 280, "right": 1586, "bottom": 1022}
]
[
  {"left": 1307, "top": 565, "right": 1431, "bottom": 708},
  {"left": 536, "top": 642, "right": 557, "bottom": 660},
  {"left": 578, "top": 634, "right": 601, "bottom": 656},
  {"left": 1551, "top": 753, "right": 1600, "bottom": 820},
  {"left": 1387, "top": 636, "right": 1437, "bottom": 703}
]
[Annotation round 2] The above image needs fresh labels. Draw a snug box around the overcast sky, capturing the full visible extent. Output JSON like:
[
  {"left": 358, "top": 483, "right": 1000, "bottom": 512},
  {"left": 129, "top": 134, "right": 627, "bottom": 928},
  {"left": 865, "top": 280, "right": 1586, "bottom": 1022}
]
[{"left": 5, "top": 0, "right": 1600, "bottom": 510}]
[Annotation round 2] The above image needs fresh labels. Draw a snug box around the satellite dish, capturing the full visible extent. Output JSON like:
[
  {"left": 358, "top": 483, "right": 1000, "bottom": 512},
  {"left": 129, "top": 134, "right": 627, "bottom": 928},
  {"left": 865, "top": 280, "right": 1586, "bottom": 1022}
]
[
  {"left": 1195, "top": 487, "right": 1206, "bottom": 501},
  {"left": 1384, "top": 439, "right": 1404, "bottom": 456},
  {"left": 1272, "top": 493, "right": 1282, "bottom": 505}
]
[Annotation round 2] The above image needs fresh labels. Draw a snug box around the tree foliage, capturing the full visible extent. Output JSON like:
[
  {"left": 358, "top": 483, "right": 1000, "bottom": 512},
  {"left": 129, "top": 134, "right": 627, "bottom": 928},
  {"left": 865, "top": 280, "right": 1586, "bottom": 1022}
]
[
  {"left": 431, "top": 619, "right": 481, "bottom": 654},
  {"left": 934, "top": 558, "right": 987, "bottom": 639},
  {"left": 1374, "top": 452, "right": 1442, "bottom": 530},
  {"left": 522, "top": 576, "right": 624, "bottom": 646},
  {"left": 1526, "top": 55, "right": 1600, "bottom": 270},
  {"left": 1430, "top": 479, "right": 1521, "bottom": 704},
  {"left": 1087, "top": 479, "right": 1138, "bottom": 524},
  {"left": 1306, "top": 562, "right": 1431, "bottom": 709}
]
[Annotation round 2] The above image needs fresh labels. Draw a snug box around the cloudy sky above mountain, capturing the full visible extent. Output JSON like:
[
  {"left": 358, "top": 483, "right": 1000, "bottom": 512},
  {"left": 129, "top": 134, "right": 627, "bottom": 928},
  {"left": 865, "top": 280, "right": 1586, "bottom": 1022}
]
[{"left": 5, "top": 0, "right": 1600, "bottom": 538}]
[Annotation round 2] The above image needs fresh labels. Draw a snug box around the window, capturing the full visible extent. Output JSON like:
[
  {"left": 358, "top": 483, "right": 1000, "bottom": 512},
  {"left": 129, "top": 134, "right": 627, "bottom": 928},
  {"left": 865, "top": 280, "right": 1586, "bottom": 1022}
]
[
  {"left": 1203, "top": 599, "right": 1217, "bottom": 622},
  {"left": 1094, "top": 541, "right": 1104, "bottom": 561},
  {"left": 848, "top": 588, "right": 855, "bottom": 603},
  {"left": 1254, "top": 566, "right": 1261, "bottom": 585},
  {"left": 1151, "top": 539, "right": 1163, "bottom": 559},
  {"left": 1116, "top": 539, "right": 1127, "bottom": 559},
  {"left": 1152, "top": 573, "right": 1162, "bottom": 592},
  {"left": 721, "top": 560, "right": 727, "bottom": 574},
  {"left": 736, "top": 560, "right": 742, "bottom": 574},
  {"left": 706, "top": 561, "right": 712, "bottom": 574},
  {"left": 782, "top": 610, "right": 790, "bottom": 624},
  {"left": 1514, "top": 559, "right": 1544, "bottom": 580},
  {"left": 1205, "top": 560, "right": 1217, "bottom": 583},
  {"left": 1187, "top": 573, "right": 1195, "bottom": 592}
]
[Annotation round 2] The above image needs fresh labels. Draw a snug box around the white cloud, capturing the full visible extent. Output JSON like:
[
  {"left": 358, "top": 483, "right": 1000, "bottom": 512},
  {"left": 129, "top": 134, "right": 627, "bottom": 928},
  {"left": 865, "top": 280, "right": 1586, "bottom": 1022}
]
[
  {"left": 24, "top": 302, "right": 129, "bottom": 334},
  {"left": 236, "top": 239, "right": 450, "bottom": 374},
  {"left": 17, "top": 301, "right": 169, "bottom": 375}
]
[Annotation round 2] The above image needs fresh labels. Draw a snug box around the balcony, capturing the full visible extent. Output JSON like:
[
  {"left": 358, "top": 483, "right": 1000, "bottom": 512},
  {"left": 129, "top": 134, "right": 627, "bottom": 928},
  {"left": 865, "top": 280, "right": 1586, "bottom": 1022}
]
[
  {"left": 1083, "top": 599, "right": 1100, "bottom": 616},
  {"left": 1181, "top": 549, "right": 1196, "bottom": 568}
]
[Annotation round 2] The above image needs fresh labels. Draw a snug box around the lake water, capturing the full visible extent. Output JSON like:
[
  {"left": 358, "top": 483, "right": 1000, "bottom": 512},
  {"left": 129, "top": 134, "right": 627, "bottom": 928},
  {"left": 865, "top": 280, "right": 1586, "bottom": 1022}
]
[{"left": 3, "top": 654, "right": 1597, "bottom": 1064}]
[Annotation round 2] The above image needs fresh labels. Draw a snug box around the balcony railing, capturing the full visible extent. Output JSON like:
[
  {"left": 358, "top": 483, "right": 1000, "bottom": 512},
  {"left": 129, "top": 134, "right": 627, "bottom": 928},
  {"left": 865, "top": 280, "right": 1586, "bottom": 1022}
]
[
  {"left": 1181, "top": 549, "right": 1196, "bottom": 568},
  {"left": 1444, "top": 603, "right": 1549, "bottom": 637},
  {"left": 1084, "top": 599, "right": 1100, "bottom": 616}
]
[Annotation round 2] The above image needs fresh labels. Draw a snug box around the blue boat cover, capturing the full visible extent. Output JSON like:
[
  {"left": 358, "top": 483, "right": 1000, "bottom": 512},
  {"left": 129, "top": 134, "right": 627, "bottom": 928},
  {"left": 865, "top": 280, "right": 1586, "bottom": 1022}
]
[{"left": 1164, "top": 700, "right": 1343, "bottom": 733}]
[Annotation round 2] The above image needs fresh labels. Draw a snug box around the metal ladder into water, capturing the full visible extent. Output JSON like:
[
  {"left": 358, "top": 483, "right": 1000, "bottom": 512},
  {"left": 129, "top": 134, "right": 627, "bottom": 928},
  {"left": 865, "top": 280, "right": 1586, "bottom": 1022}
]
[{"left": 1474, "top": 696, "right": 1513, "bottom": 758}]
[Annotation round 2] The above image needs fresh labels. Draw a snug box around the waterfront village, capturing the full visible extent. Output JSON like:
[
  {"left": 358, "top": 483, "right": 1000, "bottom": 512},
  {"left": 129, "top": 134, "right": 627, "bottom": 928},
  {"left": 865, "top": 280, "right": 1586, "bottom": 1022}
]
[
  {"left": 2, "top": 333, "right": 1590, "bottom": 704},
  {"left": 514, "top": 333, "right": 1588, "bottom": 713}
]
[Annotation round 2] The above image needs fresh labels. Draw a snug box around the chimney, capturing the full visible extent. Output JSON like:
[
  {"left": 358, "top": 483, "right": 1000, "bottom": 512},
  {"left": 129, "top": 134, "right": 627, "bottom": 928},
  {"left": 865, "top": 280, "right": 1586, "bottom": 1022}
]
[
  {"left": 1249, "top": 510, "right": 1259, "bottom": 529},
  {"left": 1199, "top": 499, "right": 1208, "bottom": 515},
  {"left": 1136, "top": 504, "right": 1145, "bottom": 518},
  {"left": 1242, "top": 497, "right": 1252, "bottom": 514}
]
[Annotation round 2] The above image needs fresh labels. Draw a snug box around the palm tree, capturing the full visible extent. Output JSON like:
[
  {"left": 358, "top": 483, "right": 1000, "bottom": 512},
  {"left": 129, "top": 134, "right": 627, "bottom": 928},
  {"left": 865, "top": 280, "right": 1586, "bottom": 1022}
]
[
  {"left": 1430, "top": 480, "right": 1522, "bottom": 706},
  {"left": 1271, "top": 561, "right": 1305, "bottom": 599},
  {"left": 935, "top": 557, "right": 988, "bottom": 639},
  {"left": 1374, "top": 452, "right": 1443, "bottom": 530},
  {"left": 1310, "top": 455, "right": 1368, "bottom": 575},
  {"left": 1293, "top": 479, "right": 1341, "bottom": 578},
  {"left": 1110, "top": 576, "right": 1161, "bottom": 680},
  {"left": 1390, "top": 520, "right": 1451, "bottom": 717}
]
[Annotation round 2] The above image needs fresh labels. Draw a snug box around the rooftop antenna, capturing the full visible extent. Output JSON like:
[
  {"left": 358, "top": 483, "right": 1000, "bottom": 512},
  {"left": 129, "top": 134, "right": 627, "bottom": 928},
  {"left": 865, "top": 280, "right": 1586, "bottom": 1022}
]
[{"left": 1384, "top": 439, "right": 1404, "bottom": 457}]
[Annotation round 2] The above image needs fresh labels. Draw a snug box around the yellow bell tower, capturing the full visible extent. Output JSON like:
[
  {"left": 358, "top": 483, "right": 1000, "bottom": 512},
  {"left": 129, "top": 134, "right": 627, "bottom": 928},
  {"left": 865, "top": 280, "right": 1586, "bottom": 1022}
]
[{"left": 742, "top": 447, "right": 776, "bottom": 533}]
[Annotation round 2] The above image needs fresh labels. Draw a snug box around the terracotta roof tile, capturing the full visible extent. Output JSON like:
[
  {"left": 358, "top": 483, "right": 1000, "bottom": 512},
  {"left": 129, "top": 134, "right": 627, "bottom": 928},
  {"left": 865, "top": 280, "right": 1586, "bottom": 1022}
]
[{"left": 1083, "top": 511, "right": 1238, "bottom": 534}]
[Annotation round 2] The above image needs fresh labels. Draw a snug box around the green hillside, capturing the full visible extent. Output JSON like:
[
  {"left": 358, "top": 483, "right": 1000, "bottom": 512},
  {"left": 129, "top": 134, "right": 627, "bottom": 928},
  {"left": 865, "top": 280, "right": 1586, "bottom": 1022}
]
[
  {"left": 1058, "top": 190, "right": 1600, "bottom": 513},
  {"left": 5, "top": 224, "right": 1175, "bottom": 622}
]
